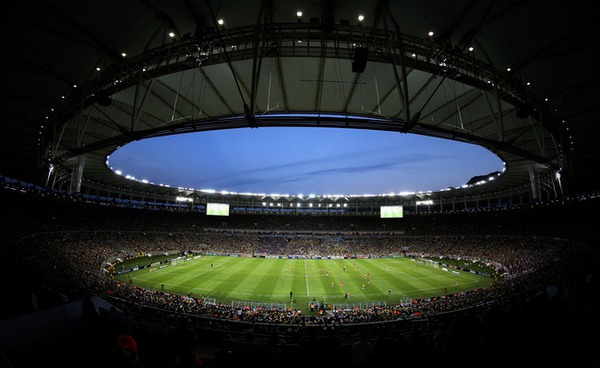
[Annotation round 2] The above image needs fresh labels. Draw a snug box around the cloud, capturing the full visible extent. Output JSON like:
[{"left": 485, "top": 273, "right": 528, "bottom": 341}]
[
  {"left": 198, "top": 152, "right": 439, "bottom": 193},
  {"left": 108, "top": 128, "right": 502, "bottom": 194}
]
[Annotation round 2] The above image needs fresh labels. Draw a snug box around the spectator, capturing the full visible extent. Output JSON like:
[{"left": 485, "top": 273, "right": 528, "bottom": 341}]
[
  {"left": 349, "top": 330, "right": 373, "bottom": 367},
  {"left": 175, "top": 348, "right": 203, "bottom": 367},
  {"left": 116, "top": 329, "right": 139, "bottom": 366}
]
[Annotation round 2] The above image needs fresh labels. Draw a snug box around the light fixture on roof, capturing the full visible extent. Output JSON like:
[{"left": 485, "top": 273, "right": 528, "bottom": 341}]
[
  {"left": 296, "top": 11, "right": 302, "bottom": 22},
  {"left": 357, "top": 14, "right": 364, "bottom": 24}
]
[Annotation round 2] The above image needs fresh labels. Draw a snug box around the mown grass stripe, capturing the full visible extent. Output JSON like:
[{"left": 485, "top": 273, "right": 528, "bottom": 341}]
[{"left": 119, "top": 255, "right": 494, "bottom": 309}]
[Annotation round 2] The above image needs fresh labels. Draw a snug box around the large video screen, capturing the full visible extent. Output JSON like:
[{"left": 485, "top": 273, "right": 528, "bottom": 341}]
[
  {"left": 206, "top": 202, "right": 230, "bottom": 216},
  {"left": 380, "top": 205, "right": 403, "bottom": 218}
]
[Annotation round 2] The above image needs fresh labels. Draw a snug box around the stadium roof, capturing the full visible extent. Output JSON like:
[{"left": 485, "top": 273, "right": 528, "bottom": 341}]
[{"left": 1, "top": 0, "right": 598, "bottom": 202}]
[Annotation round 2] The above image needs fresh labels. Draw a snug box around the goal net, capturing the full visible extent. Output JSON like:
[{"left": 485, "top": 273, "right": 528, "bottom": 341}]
[{"left": 170, "top": 257, "right": 185, "bottom": 266}]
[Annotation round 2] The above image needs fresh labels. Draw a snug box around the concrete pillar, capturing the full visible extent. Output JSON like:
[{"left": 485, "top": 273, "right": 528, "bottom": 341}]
[
  {"left": 529, "top": 165, "right": 540, "bottom": 201},
  {"left": 68, "top": 155, "right": 86, "bottom": 195}
]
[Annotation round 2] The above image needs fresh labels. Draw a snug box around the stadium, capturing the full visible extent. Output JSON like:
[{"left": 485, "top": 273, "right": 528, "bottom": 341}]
[{"left": 1, "top": 1, "right": 599, "bottom": 367}]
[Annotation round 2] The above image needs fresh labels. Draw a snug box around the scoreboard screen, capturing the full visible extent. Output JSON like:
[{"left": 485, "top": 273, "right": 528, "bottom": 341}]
[
  {"left": 207, "top": 202, "right": 230, "bottom": 216},
  {"left": 380, "top": 205, "right": 403, "bottom": 218}
]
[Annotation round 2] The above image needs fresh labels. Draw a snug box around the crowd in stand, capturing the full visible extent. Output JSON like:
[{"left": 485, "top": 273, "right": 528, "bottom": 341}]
[{"left": 1, "top": 185, "right": 600, "bottom": 367}]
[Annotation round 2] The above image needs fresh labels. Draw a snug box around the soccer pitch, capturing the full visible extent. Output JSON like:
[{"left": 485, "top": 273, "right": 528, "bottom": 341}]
[{"left": 116, "top": 255, "right": 493, "bottom": 311}]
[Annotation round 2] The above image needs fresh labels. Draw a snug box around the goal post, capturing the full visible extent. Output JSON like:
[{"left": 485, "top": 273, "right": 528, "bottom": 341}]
[{"left": 170, "top": 257, "right": 185, "bottom": 266}]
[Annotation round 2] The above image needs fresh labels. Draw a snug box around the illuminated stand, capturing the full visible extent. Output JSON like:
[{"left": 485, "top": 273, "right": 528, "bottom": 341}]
[{"left": 176, "top": 196, "right": 194, "bottom": 210}]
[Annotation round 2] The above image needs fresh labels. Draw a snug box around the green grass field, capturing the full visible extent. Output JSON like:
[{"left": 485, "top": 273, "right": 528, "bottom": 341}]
[{"left": 115, "top": 255, "right": 493, "bottom": 312}]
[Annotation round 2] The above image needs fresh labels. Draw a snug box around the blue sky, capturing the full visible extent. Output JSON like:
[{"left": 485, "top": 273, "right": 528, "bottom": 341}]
[{"left": 108, "top": 127, "right": 504, "bottom": 195}]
